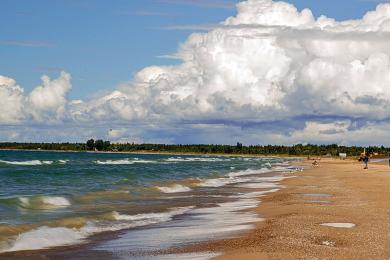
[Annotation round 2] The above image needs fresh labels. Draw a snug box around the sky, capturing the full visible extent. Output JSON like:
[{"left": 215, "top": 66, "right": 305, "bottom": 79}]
[{"left": 2, "top": 0, "right": 390, "bottom": 145}]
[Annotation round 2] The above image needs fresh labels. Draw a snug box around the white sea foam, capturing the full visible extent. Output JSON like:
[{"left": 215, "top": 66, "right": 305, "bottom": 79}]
[
  {"left": 85, "top": 207, "right": 194, "bottom": 235},
  {"left": 41, "top": 196, "right": 71, "bottom": 208},
  {"left": 4, "top": 226, "right": 85, "bottom": 252},
  {"left": 228, "top": 168, "right": 270, "bottom": 177},
  {"left": 320, "top": 223, "right": 356, "bottom": 228},
  {"left": 0, "top": 160, "right": 53, "bottom": 165},
  {"left": 157, "top": 184, "right": 192, "bottom": 193},
  {"left": 95, "top": 158, "right": 155, "bottom": 165},
  {"left": 95, "top": 159, "right": 135, "bottom": 165},
  {"left": 197, "top": 177, "right": 249, "bottom": 187},
  {"left": 97, "top": 198, "right": 263, "bottom": 253},
  {"left": 58, "top": 159, "right": 69, "bottom": 164},
  {"left": 165, "top": 157, "right": 228, "bottom": 162},
  {"left": 113, "top": 206, "right": 194, "bottom": 223},
  {"left": 1, "top": 207, "right": 194, "bottom": 253},
  {"left": 18, "top": 196, "right": 71, "bottom": 209},
  {"left": 198, "top": 163, "right": 296, "bottom": 190}
]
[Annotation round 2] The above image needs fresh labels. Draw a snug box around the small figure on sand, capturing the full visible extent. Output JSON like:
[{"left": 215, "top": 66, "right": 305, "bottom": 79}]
[
  {"left": 363, "top": 154, "right": 369, "bottom": 169},
  {"left": 358, "top": 148, "right": 370, "bottom": 169},
  {"left": 312, "top": 160, "right": 319, "bottom": 168}
]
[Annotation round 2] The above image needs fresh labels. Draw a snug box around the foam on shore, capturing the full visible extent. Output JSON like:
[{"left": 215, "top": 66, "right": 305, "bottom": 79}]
[
  {"left": 157, "top": 184, "right": 192, "bottom": 193},
  {"left": 1, "top": 207, "right": 194, "bottom": 253},
  {"left": 97, "top": 197, "right": 264, "bottom": 253},
  {"left": 3, "top": 226, "right": 85, "bottom": 252}
]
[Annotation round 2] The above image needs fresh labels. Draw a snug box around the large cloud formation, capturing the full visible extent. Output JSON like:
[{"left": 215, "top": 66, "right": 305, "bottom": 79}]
[
  {"left": 0, "top": 72, "right": 72, "bottom": 124},
  {"left": 2, "top": 0, "right": 390, "bottom": 145}
]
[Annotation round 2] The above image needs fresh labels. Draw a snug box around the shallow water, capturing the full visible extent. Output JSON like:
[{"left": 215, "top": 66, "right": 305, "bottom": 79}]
[{"left": 0, "top": 150, "right": 299, "bottom": 255}]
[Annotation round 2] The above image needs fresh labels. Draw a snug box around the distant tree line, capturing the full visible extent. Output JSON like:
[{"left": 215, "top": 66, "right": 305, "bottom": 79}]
[
  {"left": 86, "top": 139, "right": 111, "bottom": 151},
  {"left": 0, "top": 141, "right": 389, "bottom": 157}
]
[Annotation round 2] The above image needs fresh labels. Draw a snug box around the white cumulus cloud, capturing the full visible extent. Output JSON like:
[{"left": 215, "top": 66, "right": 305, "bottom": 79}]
[
  {"left": 71, "top": 0, "right": 390, "bottom": 126},
  {"left": 0, "top": 75, "right": 25, "bottom": 123},
  {"left": 28, "top": 71, "right": 72, "bottom": 122},
  {"left": 0, "top": 72, "right": 72, "bottom": 124},
  {"left": 2, "top": 0, "right": 390, "bottom": 144}
]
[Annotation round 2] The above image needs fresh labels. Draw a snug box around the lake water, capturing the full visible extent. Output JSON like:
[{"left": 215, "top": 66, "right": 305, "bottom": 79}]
[{"left": 0, "top": 150, "right": 300, "bottom": 258}]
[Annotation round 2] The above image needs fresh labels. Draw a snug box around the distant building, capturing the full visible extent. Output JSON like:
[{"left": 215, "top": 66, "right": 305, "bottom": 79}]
[{"left": 339, "top": 153, "right": 347, "bottom": 160}]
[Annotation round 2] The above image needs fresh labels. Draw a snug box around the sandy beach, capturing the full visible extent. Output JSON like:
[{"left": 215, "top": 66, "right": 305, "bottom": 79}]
[{"left": 200, "top": 158, "right": 390, "bottom": 259}]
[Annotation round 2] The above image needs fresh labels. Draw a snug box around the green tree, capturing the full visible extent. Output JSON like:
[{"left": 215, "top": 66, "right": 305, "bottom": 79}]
[
  {"left": 86, "top": 139, "right": 95, "bottom": 150},
  {"left": 95, "top": 140, "right": 104, "bottom": 151}
]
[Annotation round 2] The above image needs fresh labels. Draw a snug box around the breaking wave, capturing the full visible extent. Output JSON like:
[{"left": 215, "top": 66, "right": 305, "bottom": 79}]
[
  {"left": 0, "top": 159, "right": 69, "bottom": 165},
  {"left": 17, "top": 196, "right": 71, "bottom": 210},
  {"left": 95, "top": 158, "right": 155, "bottom": 165},
  {"left": 156, "top": 184, "right": 192, "bottom": 193},
  {"left": 165, "top": 157, "right": 229, "bottom": 162},
  {"left": 3, "top": 226, "right": 85, "bottom": 252},
  {"left": 0, "top": 160, "right": 54, "bottom": 166},
  {"left": 1, "top": 207, "right": 194, "bottom": 253}
]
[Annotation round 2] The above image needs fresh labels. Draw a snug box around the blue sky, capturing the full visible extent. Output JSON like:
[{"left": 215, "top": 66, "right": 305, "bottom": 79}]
[
  {"left": 1, "top": 0, "right": 384, "bottom": 100},
  {"left": 2, "top": 0, "right": 390, "bottom": 145}
]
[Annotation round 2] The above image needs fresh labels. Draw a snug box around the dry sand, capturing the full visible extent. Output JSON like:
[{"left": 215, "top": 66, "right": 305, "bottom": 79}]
[{"left": 207, "top": 158, "right": 390, "bottom": 259}]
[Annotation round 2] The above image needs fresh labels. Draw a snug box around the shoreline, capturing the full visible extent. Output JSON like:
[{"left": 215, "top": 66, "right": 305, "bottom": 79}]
[
  {"left": 147, "top": 158, "right": 390, "bottom": 259},
  {"left": 212, "top": 158, "right": 390, "bottom": 259}
]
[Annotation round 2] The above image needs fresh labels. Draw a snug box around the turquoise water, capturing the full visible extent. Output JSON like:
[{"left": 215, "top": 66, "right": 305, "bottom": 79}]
[{"left": 0, "top": 150, "right": 297, "bottom": 255}]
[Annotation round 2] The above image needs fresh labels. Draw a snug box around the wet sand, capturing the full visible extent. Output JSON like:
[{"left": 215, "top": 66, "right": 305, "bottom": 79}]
[{"left": 205, "top": 158, "right": 390, "bottom": 259}]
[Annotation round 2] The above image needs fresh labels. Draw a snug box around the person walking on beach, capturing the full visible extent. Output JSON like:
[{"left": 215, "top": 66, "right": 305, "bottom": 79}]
[{"left": 363, "top": 153, "right": 369, "bottom": 169}]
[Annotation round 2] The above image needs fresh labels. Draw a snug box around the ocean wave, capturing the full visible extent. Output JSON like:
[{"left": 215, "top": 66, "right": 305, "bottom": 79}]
[
  {"left": 58, "top": 159, "right": 69, "bottom": 164},
  {"left": 77, "top": 207, "right": 193, "bottom": 235},
  {"left": 156, "top": 184, "right": 192, "bottom": 193},
  {"left": 197, "top": 178, "right": 233, "bottom": 187},
  {"left": 102, "top": 199, "right": 262, "bottom": 252},
  {"left": 17, "top": 196, "right": 71, "bottom": 210},
  {"left": 95, "top": 159, "right": 134, "bottom": 165},
  {"left": 0, "top": 159, "right": 70, "bottom": 165},
  {"left": 227, "top": 168, "right": 270, "bottom": 178},
  {"left": 95, "top": 158, "right": 156, "bottom": 165},
  {"left": 197, "top": 176, "right": 251, "bottom": 187},
  {"left": 0, "top": 160, "right": 54, "bottom": 166},
  {"left": 112, "top": 206, "right": 193, "bottom": 223},
  {"left": 3, "top": 226, "right": 85, "bottom": 252},
  {"left": 165, "top": 157, "right": 229, "bottom": 162},
  {"left": 1, "top": 207, "right": 194, "bottom": 253}
]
